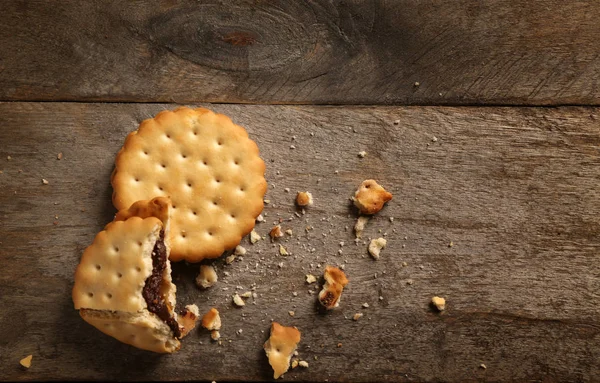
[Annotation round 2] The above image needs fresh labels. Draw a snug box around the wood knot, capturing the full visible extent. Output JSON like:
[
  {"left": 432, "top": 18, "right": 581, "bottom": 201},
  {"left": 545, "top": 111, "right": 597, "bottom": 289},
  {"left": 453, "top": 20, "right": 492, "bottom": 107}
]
[{"left": 222, "top": 31, "right": 256, "bottom": 46}]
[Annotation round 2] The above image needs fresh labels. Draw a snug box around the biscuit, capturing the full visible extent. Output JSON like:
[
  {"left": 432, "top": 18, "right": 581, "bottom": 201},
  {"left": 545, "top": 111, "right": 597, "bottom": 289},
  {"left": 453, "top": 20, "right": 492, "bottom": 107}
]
[
  {"left": 111, "top": 107, "right": 267, "bottom": 263},
  {"left": 318, "top": 266, "right": 349, "bottom": 310},
  {"left": 73, "top": 209, "right": 185, "bottom": 353},
  {"left": 352, "top": 179, "right": 392, "bottom": 215},
  {"left": 263, "top": 322, "right": 301, "bottom": 379}
]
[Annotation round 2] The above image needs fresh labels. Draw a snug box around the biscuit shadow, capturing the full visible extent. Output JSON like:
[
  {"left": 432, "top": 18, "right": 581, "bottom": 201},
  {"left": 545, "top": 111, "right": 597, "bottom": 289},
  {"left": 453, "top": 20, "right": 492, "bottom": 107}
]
[{"left": 56, "top": 288, "right": 164, "bottom": 380}]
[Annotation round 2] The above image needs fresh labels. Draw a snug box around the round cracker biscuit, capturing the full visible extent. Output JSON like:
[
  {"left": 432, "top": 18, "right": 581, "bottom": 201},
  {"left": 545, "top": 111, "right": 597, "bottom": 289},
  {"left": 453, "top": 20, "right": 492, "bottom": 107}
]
[{"left": 111, "top": 107, "right": 267, "bottom": 263}]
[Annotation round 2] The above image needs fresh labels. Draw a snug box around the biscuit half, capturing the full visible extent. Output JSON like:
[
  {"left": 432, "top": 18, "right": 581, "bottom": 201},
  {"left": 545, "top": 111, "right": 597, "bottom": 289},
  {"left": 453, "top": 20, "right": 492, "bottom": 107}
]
[
  {"left": 111, "top": 107, "right": 267, "bottom": 263},
  {"left": 73, "top": 198, "right": 193, "bottom": 353}
]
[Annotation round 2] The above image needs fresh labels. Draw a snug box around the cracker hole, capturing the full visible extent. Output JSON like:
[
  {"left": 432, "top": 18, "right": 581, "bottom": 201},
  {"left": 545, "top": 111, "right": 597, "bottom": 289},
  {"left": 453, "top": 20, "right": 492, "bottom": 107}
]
[
  {"left": 134, "top": 177, "right": 139, "bottom": 182},
  {"left": 95, "top": 264, "right": 101, "bottom": 270},
  {"left": 215, "top": 178, "right": 221, "bottom": 183},
  {"left": 117, "top": 272, "right": 123, "bottom": 278},
  {"left": 181, "top": 153, "right": 187, "bottom": 159},
  {"left": 234, "top": 159, "right": 240, "bottom": 165},
  {"left": 114, "top": 246, "right": 119, "bottom": 253},
  {"left": 187, "top": 182, "right": 192, "bottom": 187},
  {"left": 143, "top": 150, "right": 148, "bottom": 155},
  {"left": 193, "top": 131, "right": 198, "bottom": 136},
  {"left": 365, "top": 184, "right": 371, "bottom": 189},
  {"left": 192, "top": 211, "right": 197, "bottom": 216},
  {"left": 213, "top": 201, "right": 218, "bottom": 206},
  {"left": 181, "top": 233, "right": 186, "bottom": 239},
  {"left": 106, "top": 293, "right": 113, "bottom": 299},
  {"left": 136, "top": 267, "right": 142, "bottom": 272},
  {"left": 158, "top": 186, "right": 164, "bottom": 191},
  {"left": 161, "top": 164, "right": 167, "bottom": 169},
  {"left": 217, "top": 139, "right": 223, "bottom": 146},
  {"left": 166, "top": 133, "right": 171, "bottom": 139},
  {"left": 138, "top": 241, "right": 143, "bottom": 246},
  {"left": 172, "top": 205, "right": 177, "bottom": 209},
  {"left": 240, "top": 186, "right": 246, "bottom": 192},
  {"left": 230, "top": 213, "right": 236, "bottom": 219},
  {"left": 207, "top": 231, "right": 213, "bottom": 236},
  {"left": 88, "top": 292, "right": 94, "bottom": 298}
]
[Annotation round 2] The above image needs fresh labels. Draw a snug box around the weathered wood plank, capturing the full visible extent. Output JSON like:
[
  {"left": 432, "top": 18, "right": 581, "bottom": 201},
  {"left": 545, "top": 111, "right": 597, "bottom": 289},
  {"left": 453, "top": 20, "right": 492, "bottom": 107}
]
[
  {"left": 1, "top": 102, "right": 600, "bottom": 382},
  {"left": 2, "top": 0, "right": 600, "bottom": 105}
]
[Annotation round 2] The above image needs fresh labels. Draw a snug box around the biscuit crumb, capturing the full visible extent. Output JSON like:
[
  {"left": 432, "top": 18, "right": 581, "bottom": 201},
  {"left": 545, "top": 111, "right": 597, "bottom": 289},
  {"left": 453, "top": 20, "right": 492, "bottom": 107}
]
[
  {"left": 179, "top": 304, "right": 201, "bottom": 338},
  {"left": 368, "top": 238, "right": 387, "bottom": 260},
  {"left": 296, "top": 191, "right": 313, "bottom": 207},
  {"left": 264, "top": 322, "right": 301, "bottom": 379},
  {"left": 7, "top": 155, "right": 12, "bottom": 161},
  {"left": 353, "top": 313, "right": 363, "bottom": 321},
  {"left": 211, "top": 330, "right": 221, "bottom": 341},
  {"left": 256, "top": 214, "right": 265, "bottom": 222},
  {"left": 306, "top": 274, "right": 317, "bottom": 284},
  {"left": 389, "top": 217, "right": 394, "bottom": 222},
  {"left": 358, "top": 151, "right": 367, "bottom": 158},
  {"left": 337, "top": 342, "right": 342, "bottom": 348},
  {"left": 57, "top": 152, "right": 63, "bottom": 160},
  {"left": 225, "top": 254, "right": 236, "bottom": 264},
  {"left": 432, "top": 296, "right": 446, "bottom": 311},
  {"left": 234, "top": 245, "right": 247, "bottom": 256},
  {"left": 241, "top": 291, "right": 252, "bottom": 298},
  {"left": 432, "top": 136, "right": 438, "bottom": 142},
  {"left": 362, "top": 303, "right": 370, "bottom": 308},
  {"left": 318, "top": 266, "right": 349, "bottom": 309},
  {"left": 196, "top": 265, "right": 218, "bottom": 289},
  {"left": 250, "top": 230, "right": 261, "bottom": 244},
  {"left": 285, "top": 229, "right": 293, "bottom": 236},
  {"left": 354, "top": 216, "right": 370, "bottom": 239},
  {"left": 19, "top": 355, "right": 32, "bottom": 368},
  {"left": 299, "top": 361, "right": 309, "bottom": 368},
  {"left": 288, "top": 311, "right": 295, "bottom": 317},
  {"left": 233, "top": 293, "right": 245, "bottom": 307},
  {"left": 202, "top": 308, "right": 222, "bottom": 331},
  {"left": 352, "top": 180, "right": 392, "bottom": 215},
  {"left": 449, "top": 241, "right": 454, "bottom": 248},
  {"left": 279, "top": 245, "right": 289, "bottom": 256},
  {"left": 291, "top": 359, "right": 299, "bottom": 369},
  {"left": 41, "top": 178, "right": 49, "bottom": 185},
  {"left": 270, "top": 225, "right": 284, "bottom": 239},
  {"left": 480, "top": 363, "right": 487, "bottom": 369}
]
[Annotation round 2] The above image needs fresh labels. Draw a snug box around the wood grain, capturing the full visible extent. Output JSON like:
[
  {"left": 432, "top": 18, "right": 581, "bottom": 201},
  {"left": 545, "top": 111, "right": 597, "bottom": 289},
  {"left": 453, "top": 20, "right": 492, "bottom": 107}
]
[
  {"left": 2, "top": 0, "right": 600, "bottom": 105},
  {"left": 1, "top": 102, "right": 600, "bottom": 381}
]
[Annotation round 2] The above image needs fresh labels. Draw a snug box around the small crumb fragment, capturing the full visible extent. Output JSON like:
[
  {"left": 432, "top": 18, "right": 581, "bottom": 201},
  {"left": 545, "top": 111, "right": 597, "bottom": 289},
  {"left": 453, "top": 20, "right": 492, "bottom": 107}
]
[
  {"left": 288, "top": 311, "right": 295, "bottom": 317},
  {"left": 20, "top": 355, "right": 32, "bottom": 368},
  {"left": 202, "top": 308, "right": 222, "bottom": 331},
  {"left": 449, "top": 241, "right": 454, "bottom": 248},
  {"left": 354, "top": 215, "right": 370, "bottom": 239},
  {"left": 406, "top": 279, "right": 414, "bottom": 285},
  {"left": 291, "top": 359, "right": 299, "bottom": 369},
  {"left": 299, "top": 361, "right": 309, "bottom": 368},
  {"left": 57, "top": 152, "right": 63, "bottom": 160},
  {"left": 402, "top": 262, "right": 408, "bottom": 267},
  {"left": 389, "top": 216, "right": 394, "bottom": 222},
  {"left": 196, "top": 265, "right": 218, "bottom": 289},
  {"left": 7, "top": 156, "right": 12, "bottom": 161},
  {"left": 362, "top": 303, "right": 370, "bottom": 308},
  {"left": 225, "top": 254, "right": 236, "bottom": 264},
  {"left": 337, "top": 342, "right": 342, "bottom": 348},
  {"left": 368, "top": 238, "right": 387, "bottom": 260},
  {"left": 306, "top": 274, "right": 317, "bottom": 284},
  {"left": 42, "top": 179, "right": 49, "bottom": 185},
  {"left": 285, "top": 229, "right": 293, "bottom": 236},
  {"left": 296, "top": 191, "right": 313, "bottom": 207},
  {"left": 233, "top": 293, "right": 245, "bottom": 307},
  {"left": 241, "top": 291, "right": 252, "bottom": 298},
  {"left": 432, "top": 136, "right": 438, "bottom": 142},
  {"left": 432, "top": 296, "right": 446, "bottom": 311},
  {"left": 256, "top": 214, "right": 265, "bottom": 222},
  {"left": 179, "top": 304, "right": 200, "bottom": 338},
  {"left": 279, "top": 244, "right": 289, "bottom": 256},
  {"left": 352, "top": 179, "right": 392, "bottom": 215},
  {"left": 358, "top": 151, "right": 367, "bottom": 158},
  {"left": 250, "top": 230, "right": 261, "bottom": 244},
  {"left": 480, "top": 363, "right": 487, "bottom": 370},
  {"left": 414, "top": 81, "right": 420, "bottom": 87},
  {"left": 234, "top": 245, "right": 247, "bottom": 256},
  {"left": 353, "top": 313, "right": 363, "bottom": 321},
  {"left": 270, "top": 225, "right": 284, "bottom": 239},
  {"left": 211, "top": 330, "right": 221, "bottom": 341}
]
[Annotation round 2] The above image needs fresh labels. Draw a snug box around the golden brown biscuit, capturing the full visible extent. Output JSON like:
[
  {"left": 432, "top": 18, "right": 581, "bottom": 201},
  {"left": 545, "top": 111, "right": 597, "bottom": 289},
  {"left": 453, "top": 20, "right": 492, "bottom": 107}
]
[
  {"left": 352, "top": 179, "right": 392, "bottom": 215},
  {"left": 111, "top": 107, "right": 267, "bottom": 263},
  {"left": 264, "top": 322, "right": 301, "bottom": 379},
  {"left": 73, "top": 216, "right": 181, "bottom": 353}
]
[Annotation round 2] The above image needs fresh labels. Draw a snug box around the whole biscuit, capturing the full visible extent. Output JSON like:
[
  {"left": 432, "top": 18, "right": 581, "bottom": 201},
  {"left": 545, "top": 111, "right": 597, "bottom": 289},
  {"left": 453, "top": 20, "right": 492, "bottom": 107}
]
[{"left": 111, "top": 107, "right": 267, "bottom": 262}]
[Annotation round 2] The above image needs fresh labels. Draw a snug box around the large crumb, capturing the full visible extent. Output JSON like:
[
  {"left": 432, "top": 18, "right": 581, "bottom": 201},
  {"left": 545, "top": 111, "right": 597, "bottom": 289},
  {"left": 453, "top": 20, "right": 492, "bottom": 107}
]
[
  {"left": 368, "top": 238, "right": 387, "bottom": 260},
  {"left": 299, "top": 360, "right": 309, "bottom": 368},
  {"left": 318, "top": 266, "right": 349, "bottom": 309},
  {"left": 201, "top": 308, "right": 222, "bottom": 330},
  {"left": 306, "top": 274, "right": 317, "bottom": 284},
  {"left": 431, "top": 296, "right": 446, "bottom": 311},
  {"left": 264, "top": 322, "right": 301, "bottom": 379},
  {"left": 250, "top": 230, "right": 262, "bottom": 244},
  {"left": 270, "top": 225, "right": 284, "bottom": 239},
  {"left": 279, "top": 244, "right": 289, "bottom": 256},
  {"left": 233, "top": 293, "right": 245, "bottom": 307},
  {"left": 296, "top": 191, "right": 313, "bottom": 207},
  {"left": 354, "top": 215, "right": 370, "bottom": 239},
  {"left": 196, "top": 265, "right": 218, "bottom": 289},
  {"left": 179, "top": 304, "right": 200, "bottom": 338},
  {"left": 352, "top": 179, "right": 392, "bottom": 215},
  {"left": 19, "top": 355, "right": 32, "bottom": 368},
  {"left": 234, "top": 245, "right": 247, "bottom": 256}
]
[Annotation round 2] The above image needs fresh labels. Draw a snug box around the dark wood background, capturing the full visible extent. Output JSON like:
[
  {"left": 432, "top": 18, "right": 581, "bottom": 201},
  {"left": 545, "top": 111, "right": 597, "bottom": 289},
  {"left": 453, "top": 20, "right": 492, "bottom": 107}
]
[{"left": 1, "top": 1, "right": 600, "bottom": 382}]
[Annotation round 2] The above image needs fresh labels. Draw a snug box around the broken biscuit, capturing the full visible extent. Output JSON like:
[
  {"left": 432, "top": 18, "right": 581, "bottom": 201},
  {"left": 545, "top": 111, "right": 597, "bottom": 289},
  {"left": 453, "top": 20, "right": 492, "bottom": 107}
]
[
  {"left": 352, "top": 179, "right": 392, "bottom": 215},
  {"left": 264, "top": 322, "right": 301, "bottom": 379},
  {"left": 318, "top": 266, "right": 349, "bottom": 309},
  {"left": 368, "top": 238, "right": 387, "bottom": 260},
  {"left": 195, "top": 265, "right": 218, "bottom": 289},
  {"left": 201, "top": 308, "right": 222, "bottom": 331},
  {"left": 432, "top": 296, "right": 446, "bottom": 311},
  {"left": 178, "top": 304, "right": 200, "bottom": 338},
  {"left": 296, "top": 191, "right": 313, "bottom": 207}
]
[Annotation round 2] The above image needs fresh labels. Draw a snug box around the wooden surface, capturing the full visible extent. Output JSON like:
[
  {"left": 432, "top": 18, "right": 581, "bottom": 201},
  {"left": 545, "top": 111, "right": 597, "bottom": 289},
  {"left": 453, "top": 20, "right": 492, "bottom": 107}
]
[
  {"left": 2, "top": 103, "right": 600, "bottom": 382},
  {"left": 2, "top": 0, "right": 600, "bottom": 105}
]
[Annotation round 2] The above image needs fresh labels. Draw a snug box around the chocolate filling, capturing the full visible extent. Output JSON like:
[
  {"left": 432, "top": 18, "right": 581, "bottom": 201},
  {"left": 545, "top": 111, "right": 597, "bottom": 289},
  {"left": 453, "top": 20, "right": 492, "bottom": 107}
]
[{"left": 142, "top": 231, "right": 181, "bottom": 338}]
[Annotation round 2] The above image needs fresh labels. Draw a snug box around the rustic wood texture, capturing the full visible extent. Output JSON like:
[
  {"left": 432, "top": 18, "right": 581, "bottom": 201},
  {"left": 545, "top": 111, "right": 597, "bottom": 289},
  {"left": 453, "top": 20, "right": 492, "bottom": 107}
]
[
  {"left": 1, "top": 102, "right": 600, "bottom": 382},
  {"left": 2, "top": 0, "right": 600, "bottom": 105}
]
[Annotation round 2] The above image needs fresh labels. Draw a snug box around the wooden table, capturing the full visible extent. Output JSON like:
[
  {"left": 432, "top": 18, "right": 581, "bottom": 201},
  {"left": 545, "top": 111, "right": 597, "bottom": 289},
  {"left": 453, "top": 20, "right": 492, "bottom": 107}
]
[{"left": 2, "top": 1, "right": 600, "bottom": 382}]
